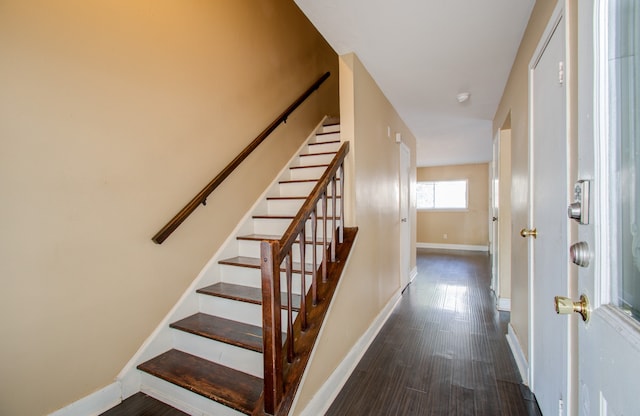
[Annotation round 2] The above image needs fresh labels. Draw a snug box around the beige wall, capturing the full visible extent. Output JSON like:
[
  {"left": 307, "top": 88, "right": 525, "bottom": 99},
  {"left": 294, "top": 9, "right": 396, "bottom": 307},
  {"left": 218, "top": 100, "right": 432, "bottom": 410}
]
[
  {"left": 0, "top": 1, "right": 338, "bottom": 414},
  {"left": 498, "top": 128, "right": 512, "bottom": 301},
  {"left": 416, "top": 163, "right": 489, "bottom": 247},
  {"left": 292, "top": 53, "right": 417, "bottom": 414},
  {"left": 492, "top": 0, "right": 567, "bottom": 360}
]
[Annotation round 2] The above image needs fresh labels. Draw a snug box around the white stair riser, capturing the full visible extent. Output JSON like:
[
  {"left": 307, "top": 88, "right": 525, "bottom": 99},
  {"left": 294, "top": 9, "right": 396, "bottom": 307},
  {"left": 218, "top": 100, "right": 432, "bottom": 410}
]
[
  {"left": 314, "top": 131, "right": 340, "bottom": 142},
  {"left": 219, "top": 265, "right": 315, "bottom": 295},
  {"left": 172, "top": 329, "right": 263, "bottom": 378},
  {"left": 199, "top": 295, "right": 297, "bottom": 327},
  {"left": 266, "top": 199, "right": 304, "bottom": 215},
  {"left": 277, "top": 181, "right": 340, "bottom": 198},
  {"left": 140, "top": 373, "right": 245, "bottom": 416},
  {"left": 320, "top": 124, "right": 340, "bottom": 134},
  {"left": 267, "top": 199, "right": 337, "bottom": 216},
  {"left": 237, "top": 240, "right": 326, "bottom": 264},
  {"left": 252, "top": 217, "right": 340, "bottom": 237},
  {"left": 288, "top": 166, "right": 326, "bottom": 181},
  {"left": 297, "top": 153, "right": 336, "bottom": 166},
  {"left": 307, "top": 141, "right": 340, "bottom": 154}
]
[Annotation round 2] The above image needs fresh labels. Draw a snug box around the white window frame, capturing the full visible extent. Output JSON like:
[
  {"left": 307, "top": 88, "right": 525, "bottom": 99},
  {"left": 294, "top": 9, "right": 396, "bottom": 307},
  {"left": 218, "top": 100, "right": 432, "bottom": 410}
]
[{"left": 416, "top": 179, "right": 469, "bottom": 211}]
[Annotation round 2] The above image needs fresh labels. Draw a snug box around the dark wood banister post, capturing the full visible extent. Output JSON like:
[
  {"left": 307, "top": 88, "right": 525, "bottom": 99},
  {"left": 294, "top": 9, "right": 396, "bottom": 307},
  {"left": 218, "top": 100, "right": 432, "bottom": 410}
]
[
  {"left": 261, "top": 240, "right": 283, "bottom": 415},
  {"left": 260, "top": 142, "right": 349, "bottom": 414},
  {"left": 152, "top": 71, "right": 331, "bottom": 244}
]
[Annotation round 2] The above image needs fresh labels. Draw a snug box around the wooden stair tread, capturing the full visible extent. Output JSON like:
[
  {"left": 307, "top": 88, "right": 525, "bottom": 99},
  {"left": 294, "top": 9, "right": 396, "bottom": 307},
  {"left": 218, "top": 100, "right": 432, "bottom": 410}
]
[
  {"left": 170, "top": 313, "right": 265, "bottom": 352},
  {"left": 266, "top": 196, "right": 340, "bottom": 200},
  {"left": 300, "top": 151, "right": 337, "bottom": 157},
  {"left": 236, "top": 233, "right": 281, "bottom": 242},
  {"left": 278, "top": 179, "right": 318, "bottom": 184},
  {"left": 308, "top": 140, "right": 340, "bottom": 145},
  {"left": 279, "top": 177, "right": 341, "bottom": 184},
  {"left": 218, "top": 256, "right": 315, "bottom": 274},
  {"left": 237, "top": 234, "right": 329, "bottom": 245},
  {"left": 252, "top": 214, "right": 340, "bottom": 220},
  {"left": 290, "top": 164, "right": 329, "bottom": 170},
  {"left": 197, "top": 282, "right": 301, "bottom": 311},
  {"left": 137, "top": 349, "right": 261, "bottom": 415}
]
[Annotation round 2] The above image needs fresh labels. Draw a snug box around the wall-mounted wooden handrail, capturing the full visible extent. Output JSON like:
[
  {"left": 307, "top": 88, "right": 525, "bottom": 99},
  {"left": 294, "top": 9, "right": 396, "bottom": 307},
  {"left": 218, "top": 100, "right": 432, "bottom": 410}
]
[{"left": 152, "top": 71, "right": 331, "bottom": 244}]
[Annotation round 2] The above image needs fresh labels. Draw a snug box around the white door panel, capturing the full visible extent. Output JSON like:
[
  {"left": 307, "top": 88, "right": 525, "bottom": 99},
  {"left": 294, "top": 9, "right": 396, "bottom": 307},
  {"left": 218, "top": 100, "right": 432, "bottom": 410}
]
[
  {"left": 400, "top": 143, "right": 411, "bottom": 291},
  {"left": 528, "top": 7, "right": 571, "bottom": 414}
]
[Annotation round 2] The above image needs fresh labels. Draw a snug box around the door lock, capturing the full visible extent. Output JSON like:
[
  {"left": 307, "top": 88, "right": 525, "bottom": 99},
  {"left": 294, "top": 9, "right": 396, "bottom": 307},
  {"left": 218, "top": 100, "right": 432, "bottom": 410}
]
[
  {"left": 570, "top": 241, "right": 591, "bottom": 267},
  {"left": 554, "top": 294, "right": 590, "bottom": 322},
  {"left": 568, "top": 180, "right": 590, "bottom": 224}
]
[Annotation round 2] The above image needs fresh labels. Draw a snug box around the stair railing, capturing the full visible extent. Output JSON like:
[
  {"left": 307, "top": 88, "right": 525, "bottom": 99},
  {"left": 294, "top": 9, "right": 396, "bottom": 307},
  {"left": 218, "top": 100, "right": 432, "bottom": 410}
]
[
  {"left": 152, "top": 71, "right": 331, "bottom": 244},
  {"left": 260, "top": 141, "right": 349, "bottom": 415}
]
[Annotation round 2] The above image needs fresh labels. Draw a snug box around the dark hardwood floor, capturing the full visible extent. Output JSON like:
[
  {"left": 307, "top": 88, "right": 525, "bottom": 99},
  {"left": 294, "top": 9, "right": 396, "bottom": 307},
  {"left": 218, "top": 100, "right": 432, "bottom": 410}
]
[
  {"left": 102, "top": 249, "right": 540, "bottom": 415},
  {"left": 100, "top": 392, "right": 188, "bottom": 416},
  {"left": 325, "top": 249, "right": 541, "bottom": 416}
]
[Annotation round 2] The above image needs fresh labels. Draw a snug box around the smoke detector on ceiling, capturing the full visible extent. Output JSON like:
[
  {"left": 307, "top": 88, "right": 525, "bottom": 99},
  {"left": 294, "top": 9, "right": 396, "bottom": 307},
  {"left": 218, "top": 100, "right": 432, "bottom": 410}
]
[{"left": 456, "top": 92, "right": 471, "bottom": 103}]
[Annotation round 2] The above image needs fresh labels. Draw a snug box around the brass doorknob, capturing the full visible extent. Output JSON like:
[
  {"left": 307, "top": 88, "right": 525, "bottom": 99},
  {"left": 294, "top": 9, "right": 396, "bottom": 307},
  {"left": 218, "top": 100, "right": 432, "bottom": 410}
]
[
  {"left": 554, "top": 294, "right": 590, "bottom": 322},
  {"left": 520, "top": 228, "right": 537, "bottom": 238}
]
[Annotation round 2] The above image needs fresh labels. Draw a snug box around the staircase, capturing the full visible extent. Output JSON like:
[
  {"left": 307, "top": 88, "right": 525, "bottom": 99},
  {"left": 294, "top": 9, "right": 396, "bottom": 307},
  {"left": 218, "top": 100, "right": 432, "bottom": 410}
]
[{"left": 125, "top": 119, "right": 356, "bottom": 415}]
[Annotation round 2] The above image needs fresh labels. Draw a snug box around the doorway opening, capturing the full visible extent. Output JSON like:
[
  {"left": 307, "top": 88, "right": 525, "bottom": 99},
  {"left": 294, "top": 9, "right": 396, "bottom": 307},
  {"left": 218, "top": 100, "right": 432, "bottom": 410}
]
[{"left": 491, "top": 114, "right": 513, "bottom": 312}]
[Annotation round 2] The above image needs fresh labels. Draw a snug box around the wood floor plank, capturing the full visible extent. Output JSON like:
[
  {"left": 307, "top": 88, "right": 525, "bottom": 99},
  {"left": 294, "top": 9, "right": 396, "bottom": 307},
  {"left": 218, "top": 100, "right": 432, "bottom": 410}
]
[
  {"left": 449, "top": 385, "right": 475, "bottom": 416},
  {"left": 497, "top": 380, "right": 533, "bottom": 416},
  {"left": 326, "top": 249, "right": 539, "bottom": 416},
  {"left": 100, "top": 393, "right": 189, "bottom": 416}
]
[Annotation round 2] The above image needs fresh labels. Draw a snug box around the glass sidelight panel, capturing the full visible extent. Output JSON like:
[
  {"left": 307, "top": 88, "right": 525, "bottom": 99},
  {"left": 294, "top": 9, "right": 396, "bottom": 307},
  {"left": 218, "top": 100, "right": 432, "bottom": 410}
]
[{"left": 609, "top": 0, "right": 640, "bottom": 320}]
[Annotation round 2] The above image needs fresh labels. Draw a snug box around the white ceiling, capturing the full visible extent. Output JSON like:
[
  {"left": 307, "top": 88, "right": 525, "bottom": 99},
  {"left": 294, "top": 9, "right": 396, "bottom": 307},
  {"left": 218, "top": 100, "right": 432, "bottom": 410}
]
[{"left": 294, "top": 0, "right": 535, "bottom": 167}]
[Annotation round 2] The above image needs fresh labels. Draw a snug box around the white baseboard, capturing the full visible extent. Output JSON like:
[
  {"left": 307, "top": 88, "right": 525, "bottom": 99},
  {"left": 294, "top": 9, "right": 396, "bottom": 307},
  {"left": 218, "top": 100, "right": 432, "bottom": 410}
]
[
  {"left": 506, "top": 323, "right": 529, "bottom": 385},
  {"left": 497, "top": 297, "right": 511, "bottom": 311},
  {"left": 417, "top": 242, "right": 489, "bottom": 252},
  {"left": 409, "top": 266, "right": 418, "bottom": 283},
  {"left": 297, "top": 291, "right": 402, "bottom": 416},
  {"left": 48, "top": 382, "right": 122, "bottom": 416}
]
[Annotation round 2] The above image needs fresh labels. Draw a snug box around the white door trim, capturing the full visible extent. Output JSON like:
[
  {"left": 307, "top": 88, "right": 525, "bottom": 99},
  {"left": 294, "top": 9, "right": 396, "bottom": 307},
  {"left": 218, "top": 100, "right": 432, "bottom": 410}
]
[{"left": 491, "top": 131, "right": 500, "bottom": 294}]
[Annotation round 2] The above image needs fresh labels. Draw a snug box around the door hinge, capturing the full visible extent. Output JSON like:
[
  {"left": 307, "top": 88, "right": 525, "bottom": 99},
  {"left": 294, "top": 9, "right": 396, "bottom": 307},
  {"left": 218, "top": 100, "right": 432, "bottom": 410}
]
[
  {"left": 558, "top": 61, "right": 565, "bottom": 85},
  {"left": 558, "top": 398, "right": 564, "bottom": 416}
]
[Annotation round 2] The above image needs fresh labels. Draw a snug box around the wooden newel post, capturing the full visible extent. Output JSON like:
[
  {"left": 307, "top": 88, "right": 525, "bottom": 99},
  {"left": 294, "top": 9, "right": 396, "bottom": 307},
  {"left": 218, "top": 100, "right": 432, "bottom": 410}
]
[{"left": 261, "top": 240, "right": 283, "bottom": 414}]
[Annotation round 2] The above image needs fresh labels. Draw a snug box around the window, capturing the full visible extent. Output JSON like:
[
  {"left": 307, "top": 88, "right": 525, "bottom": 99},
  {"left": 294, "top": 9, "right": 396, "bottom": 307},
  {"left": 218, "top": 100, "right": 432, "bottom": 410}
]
[
  {"left": 608, "top": 0, "right": 640, "bottom": 321},
  {"left": 417, "top": 180, "right": 468, "bottom": 210}
]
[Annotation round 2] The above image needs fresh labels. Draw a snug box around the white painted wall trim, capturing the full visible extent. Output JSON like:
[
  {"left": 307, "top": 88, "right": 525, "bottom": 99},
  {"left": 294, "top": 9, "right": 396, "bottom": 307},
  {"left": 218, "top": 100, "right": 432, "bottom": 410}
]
[
  {"left": 296, "top": 290, "right": 403, "bottom": 416},
  {"left": 417, "top": 242, "right": 489, "bottom": 252},
  {"left": 506, "top": 323, "right": 530, "bottom": 386},
  {"left": 48, "top": 382, "right": 122, "bottom": 416},
  {"left": 497, "top": 297, "right": 511, "bottom": 311},
  {"left": 409, "top": 266, "right": 418, "bottom": 283}
]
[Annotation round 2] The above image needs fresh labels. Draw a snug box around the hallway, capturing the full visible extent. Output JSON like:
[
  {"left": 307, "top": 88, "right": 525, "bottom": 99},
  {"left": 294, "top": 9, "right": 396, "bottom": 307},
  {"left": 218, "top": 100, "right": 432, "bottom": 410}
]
[{"left": 326, "top": 249, "right": 541, "bottom": 415}]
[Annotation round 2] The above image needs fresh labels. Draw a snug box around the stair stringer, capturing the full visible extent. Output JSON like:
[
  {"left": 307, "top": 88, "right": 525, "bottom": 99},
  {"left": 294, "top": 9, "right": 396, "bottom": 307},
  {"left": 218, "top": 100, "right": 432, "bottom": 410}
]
[
  {"left": 286, "top": 234, "right": 359, "bottom": 416},
  {"left": 116, "top": 116, "right": 332, "bottom": 404}
]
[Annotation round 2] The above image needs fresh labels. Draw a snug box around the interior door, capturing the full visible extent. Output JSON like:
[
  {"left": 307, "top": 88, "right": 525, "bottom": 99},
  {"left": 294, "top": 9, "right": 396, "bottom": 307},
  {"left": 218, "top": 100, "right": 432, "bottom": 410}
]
[
  {"left": 527, "top": 6, "right": 572, "bottom": 414},
  {"left": 399, "top": 143, "right": 411, "bottom": 291},
  {"left": 491, "top": 133, "right": 500, "bottom": 293},
  {"left": 574, "top": 0, "right": 640, "bottom": 414}
]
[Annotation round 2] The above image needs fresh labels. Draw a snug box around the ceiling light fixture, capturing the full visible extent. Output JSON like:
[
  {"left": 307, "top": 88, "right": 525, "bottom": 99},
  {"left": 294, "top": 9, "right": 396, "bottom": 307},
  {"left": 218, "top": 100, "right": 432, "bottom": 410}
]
[{"left": 456, "top": 92, "right": 471, "bottom": 103}]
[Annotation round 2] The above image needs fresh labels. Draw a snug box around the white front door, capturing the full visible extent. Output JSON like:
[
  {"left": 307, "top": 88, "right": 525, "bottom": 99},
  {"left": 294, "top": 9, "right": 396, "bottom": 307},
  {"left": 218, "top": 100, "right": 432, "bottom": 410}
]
[
  {"left": 575, "top": 1, "right": 640, "bottom": 414},
  {"left": 399, "top": 143, "right": 411, "bottom": 291},
  {"left": 528, "top": 5, "right": 572, "bottom": 414}
]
